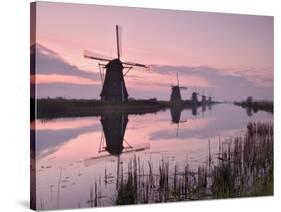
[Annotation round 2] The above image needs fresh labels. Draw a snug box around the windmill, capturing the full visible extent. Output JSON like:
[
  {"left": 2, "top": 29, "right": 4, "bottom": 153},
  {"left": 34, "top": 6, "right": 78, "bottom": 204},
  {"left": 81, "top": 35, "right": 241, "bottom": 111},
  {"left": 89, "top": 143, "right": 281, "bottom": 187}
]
[
  {"left": 200, "top": 89, "right": 207, "bottom": 106},
  {"left": 84, "top": 25, "right": 149, "bottom": 101},
  {"left": 207, "top": 93, "right": 215, "bottom": 105},
  {"left": 84, "top": 113, "right": 150, "bottom": 189},
  {"left": 192, "top": 89, "right": 206, "bottom": 114},
  {"left": 191, "top": 87, "right": 204, "bottom": 106},
  {"left": 191, "top": 90, "right": 199, "bottom": 106},
  {"left": 170, "top": 72, "right": 187, "bottom": 102}
]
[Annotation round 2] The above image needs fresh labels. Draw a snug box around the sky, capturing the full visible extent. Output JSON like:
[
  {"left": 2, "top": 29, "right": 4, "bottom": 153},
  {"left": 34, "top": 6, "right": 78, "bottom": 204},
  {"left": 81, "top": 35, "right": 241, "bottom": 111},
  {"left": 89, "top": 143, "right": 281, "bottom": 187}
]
[{"left": 32, "top": 2, "right": 273, "bottom": 101}]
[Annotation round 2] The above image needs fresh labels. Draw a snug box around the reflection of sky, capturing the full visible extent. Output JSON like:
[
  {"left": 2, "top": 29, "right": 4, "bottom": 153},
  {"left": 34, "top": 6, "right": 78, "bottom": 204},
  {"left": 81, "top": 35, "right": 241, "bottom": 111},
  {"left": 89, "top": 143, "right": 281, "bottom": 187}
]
[
  {"left": 34, "top": 104, "right": 273, "bottom": 209},
  {"left": 32, "top": 2, "right": 273, "bottom": 101},
  {"left": 34, "top": 117, "right": 101, "bottom": 159},
  {"left": 35, "top": 104, "right": 273, "bottom": 160},
  {"left": 150, "top": 103, "right": 273, "bottom": 140}
]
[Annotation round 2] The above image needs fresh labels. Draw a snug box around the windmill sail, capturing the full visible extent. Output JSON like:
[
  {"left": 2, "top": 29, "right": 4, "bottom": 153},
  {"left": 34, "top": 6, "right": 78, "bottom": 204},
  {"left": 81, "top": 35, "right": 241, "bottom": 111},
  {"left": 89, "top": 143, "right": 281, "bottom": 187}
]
[
  {"left": 116, "top": 25, "right": 122, "bottom": 59},
  {"left": 84, "top": 50, "right": 112, "bottom": 62}
]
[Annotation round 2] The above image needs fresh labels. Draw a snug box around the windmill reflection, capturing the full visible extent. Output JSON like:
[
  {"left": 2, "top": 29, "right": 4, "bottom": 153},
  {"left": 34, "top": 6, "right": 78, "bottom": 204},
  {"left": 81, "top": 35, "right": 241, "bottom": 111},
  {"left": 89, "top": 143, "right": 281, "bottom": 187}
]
[
  {"left": 84, "top": 113, "right": 149, "bottom": 190},
  {"left": 170, "top": 106, "right": 187, "bottom": 137},
  {"left": 191, "top": 106, "right": 198, "bottom": 116},
  {"left": 100, "top": 114, "right": 129, "bottom": 155}
]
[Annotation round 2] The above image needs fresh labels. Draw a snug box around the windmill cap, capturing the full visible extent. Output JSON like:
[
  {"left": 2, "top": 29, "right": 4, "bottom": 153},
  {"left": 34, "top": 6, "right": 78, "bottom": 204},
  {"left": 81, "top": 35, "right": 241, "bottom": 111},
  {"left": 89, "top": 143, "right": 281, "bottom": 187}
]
[{"left": 105, "top": 58, "right": 124, "bottom": 69}]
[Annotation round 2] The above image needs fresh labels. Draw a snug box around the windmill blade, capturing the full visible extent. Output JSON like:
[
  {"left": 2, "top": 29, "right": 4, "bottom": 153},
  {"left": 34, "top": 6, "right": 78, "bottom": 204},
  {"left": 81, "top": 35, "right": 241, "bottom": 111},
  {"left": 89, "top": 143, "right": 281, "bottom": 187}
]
[
  {"left": 116, "top": 25, "right": 122, "bottom": 59},
  {"left": 84, "top": 143, "right": 150, "bottom": 167},
  {"left": 84, "top": 50, "right": 112, "bottom": 62},
  {"left": 179, "top": 86, "right": 187, "bottom": 90},
  {"left": 122, "top": 143, "right": 150, "bottom": 153},
  {"left": 122, "top": 61, "right": 149, "bottom": 69}
]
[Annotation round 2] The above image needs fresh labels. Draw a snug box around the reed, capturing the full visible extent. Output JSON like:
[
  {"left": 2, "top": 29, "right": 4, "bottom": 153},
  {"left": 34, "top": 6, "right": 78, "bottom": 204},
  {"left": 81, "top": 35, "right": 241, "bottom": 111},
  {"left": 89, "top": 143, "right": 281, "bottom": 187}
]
[
  {"left": 81, "top": 121, "right": 272, "bottom": 207},
  {"left": 114, "top": 122, "right": 273, "bottom": 204}
]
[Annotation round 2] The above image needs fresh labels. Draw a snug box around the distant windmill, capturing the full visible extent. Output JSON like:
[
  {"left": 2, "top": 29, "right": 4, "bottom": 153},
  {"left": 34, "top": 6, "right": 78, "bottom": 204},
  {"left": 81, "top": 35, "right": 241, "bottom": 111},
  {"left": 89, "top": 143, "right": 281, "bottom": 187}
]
[
  {"left": 84, "top": 25, "right": 149, "bottom": 101},
  {"left": 201, "top": 89, "right": 207, "bottom": 106},
  {"left": 170, "top": 72, "right": 187, "bottom": 102},
  {"left": 207, "top": 93, "right": 215, "bottom": 105},
  {"left": 191, "top": 87, "right": 202, "bottom": 106},
  {"left": 191, "top": 92, "right": 199, "bottom": 106}
]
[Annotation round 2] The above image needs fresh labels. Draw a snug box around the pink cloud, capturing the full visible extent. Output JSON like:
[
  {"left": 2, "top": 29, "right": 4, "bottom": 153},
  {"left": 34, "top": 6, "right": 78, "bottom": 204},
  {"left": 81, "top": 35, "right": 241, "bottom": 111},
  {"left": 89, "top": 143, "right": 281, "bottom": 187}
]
[{"left": 31, "top": 74, "right": 100, "bottom": 85}]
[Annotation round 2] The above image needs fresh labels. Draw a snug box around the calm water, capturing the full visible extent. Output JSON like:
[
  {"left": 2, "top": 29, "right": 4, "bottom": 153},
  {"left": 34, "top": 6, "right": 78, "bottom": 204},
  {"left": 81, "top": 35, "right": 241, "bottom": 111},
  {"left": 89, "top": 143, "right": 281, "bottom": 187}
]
[{"left": 32, "top": 104, "right": 272, "bottom": 209}]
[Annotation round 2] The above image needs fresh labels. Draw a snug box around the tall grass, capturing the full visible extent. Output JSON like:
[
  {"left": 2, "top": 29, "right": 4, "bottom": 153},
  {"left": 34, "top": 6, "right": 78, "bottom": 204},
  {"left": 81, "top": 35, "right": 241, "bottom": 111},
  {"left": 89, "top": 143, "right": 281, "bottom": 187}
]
[
  {"left": 113, "top": 122, "right": 273, "bottom": 205},
  {"left": 37, "top": 122, "right": 273, "bottom": 209}
]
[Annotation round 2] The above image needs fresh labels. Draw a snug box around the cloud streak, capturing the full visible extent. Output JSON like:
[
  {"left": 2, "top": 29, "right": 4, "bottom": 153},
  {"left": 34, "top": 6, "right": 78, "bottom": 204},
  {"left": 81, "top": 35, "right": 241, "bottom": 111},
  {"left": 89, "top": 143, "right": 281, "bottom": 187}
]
[
  {"left": 33, "top": 44, "right": 273, "bottom": 101},
  {"left": 33, "top": 43, "right": 100, "bottom": 82},
  {"left": 32, "top": 74, "right": 99, "bottom": 85}
]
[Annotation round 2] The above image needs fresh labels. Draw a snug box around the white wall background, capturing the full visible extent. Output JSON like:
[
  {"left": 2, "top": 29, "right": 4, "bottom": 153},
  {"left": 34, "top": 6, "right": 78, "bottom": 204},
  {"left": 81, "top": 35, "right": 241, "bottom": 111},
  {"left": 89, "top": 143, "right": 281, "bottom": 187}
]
[{"left": 0, "top": 0, "right": 279, "bottom": 211}]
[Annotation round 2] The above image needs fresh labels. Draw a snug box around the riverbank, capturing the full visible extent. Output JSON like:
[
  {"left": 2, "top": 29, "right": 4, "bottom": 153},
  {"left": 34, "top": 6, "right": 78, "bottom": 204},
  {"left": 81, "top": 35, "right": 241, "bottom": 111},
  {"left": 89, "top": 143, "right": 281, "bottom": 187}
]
[
  {"left": 34, "top": 98, "right": 167, "bottom": 119},
  {"left": 32, "top": 98, "right": 217, "bottom": 120}
]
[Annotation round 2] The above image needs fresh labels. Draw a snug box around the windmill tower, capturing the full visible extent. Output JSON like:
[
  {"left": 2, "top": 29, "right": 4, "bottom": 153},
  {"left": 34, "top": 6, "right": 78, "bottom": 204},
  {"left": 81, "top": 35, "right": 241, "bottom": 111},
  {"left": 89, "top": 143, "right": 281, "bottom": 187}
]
[
  {"left": 191, "top": 91, "right": 199, "bottom": 105},
  {"left": 191, "top": 87, "right": 202, "bottom": 106},
  {"left": 84, "top": 25, "right": 149, "bottom": 101},
  {"left": 201, "top": 89, "right": 207, "bottom": 106},
  {"left": 170, "top": 72, "right": 187, "bottom": 102},
  {"left": 207, "top": 96, "right": 212, "bottom": 104},
  {"left": 207, "top": 93, "right": 214, "bottom": 105}
]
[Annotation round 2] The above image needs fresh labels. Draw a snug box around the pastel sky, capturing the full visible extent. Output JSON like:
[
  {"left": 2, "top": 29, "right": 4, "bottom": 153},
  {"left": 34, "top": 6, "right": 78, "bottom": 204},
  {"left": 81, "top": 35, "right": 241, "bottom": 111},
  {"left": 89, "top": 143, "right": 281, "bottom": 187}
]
[{"left": 32, "top": 2, "right": 273, "bottom": 101}]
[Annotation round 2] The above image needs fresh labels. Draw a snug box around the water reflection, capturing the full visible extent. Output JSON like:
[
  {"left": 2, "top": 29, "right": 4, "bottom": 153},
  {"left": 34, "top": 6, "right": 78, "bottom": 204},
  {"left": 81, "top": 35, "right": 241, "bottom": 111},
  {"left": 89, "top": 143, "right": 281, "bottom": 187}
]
[
  {"left": 170, "top": 105, "right": 187, "bottom": 137},
  {"left": 31, "top": 104, "right": 273, "bottom": 209},
  {"left": 191, "top": 106, "right": 198, "bottom": 116},
  {"left": 100, "top": 114, "right": 128, "bottom": 156}
]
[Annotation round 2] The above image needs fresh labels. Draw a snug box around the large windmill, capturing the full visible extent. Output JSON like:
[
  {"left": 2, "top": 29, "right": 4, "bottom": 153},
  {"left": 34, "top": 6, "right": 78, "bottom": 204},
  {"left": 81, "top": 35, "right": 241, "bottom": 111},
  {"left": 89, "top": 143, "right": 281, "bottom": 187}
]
[
  {"left": 84, "top": 25, "right": 149, "bottom": 101},
  {"left": 170, "top": 72, "right": 187, "bottom": 102}
]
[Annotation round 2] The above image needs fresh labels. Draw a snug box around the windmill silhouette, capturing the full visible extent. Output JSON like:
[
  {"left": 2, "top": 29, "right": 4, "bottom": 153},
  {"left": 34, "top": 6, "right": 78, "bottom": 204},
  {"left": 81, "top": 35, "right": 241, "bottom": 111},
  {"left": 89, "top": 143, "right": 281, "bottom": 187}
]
[
  {"left": 84, "top": 113, "right": 150, "bottom": 189},
  {"left": 84, "top": 25, "right": 149, "bottom": 101},
  {"left": 200, "top": 89, "right": 207, "bottom": 106},
  {"left": 191, "top": 88, "right": 200, "bottom": 106},
  {"left": 170, "top": 105, "right": 187, "bottom": 137},
  {"left": 207, "top": 92, "right": 215, "bottom": 105},
  {"left": 170, "top": 72, "right": 187, "bottom": 102}
]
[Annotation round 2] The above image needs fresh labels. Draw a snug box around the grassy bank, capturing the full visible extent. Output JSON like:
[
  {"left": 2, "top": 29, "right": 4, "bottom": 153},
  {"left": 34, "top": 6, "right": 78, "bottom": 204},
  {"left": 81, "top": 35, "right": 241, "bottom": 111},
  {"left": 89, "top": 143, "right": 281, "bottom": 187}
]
[
  {"left": 34, "top": 98, "right": 168, "bottom": 119},
  {"left": 33, "top": 98, "right": 216, "bottom": 120}
]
